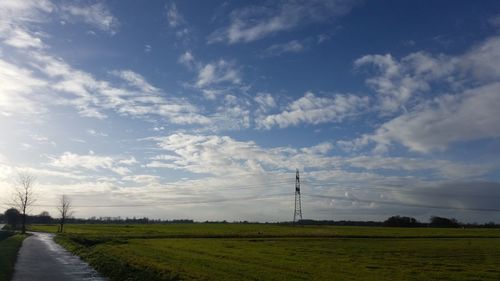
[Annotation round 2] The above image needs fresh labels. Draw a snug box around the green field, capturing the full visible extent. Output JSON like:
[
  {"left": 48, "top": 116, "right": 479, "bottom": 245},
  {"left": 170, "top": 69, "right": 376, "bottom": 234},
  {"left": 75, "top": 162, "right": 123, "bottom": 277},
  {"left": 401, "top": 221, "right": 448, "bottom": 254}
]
[
  {"left": 0, "top": 232, "right": 26, "bottom": 281},
  {"left": 31, "top": 224, "right": 500, "bottom": 281}
]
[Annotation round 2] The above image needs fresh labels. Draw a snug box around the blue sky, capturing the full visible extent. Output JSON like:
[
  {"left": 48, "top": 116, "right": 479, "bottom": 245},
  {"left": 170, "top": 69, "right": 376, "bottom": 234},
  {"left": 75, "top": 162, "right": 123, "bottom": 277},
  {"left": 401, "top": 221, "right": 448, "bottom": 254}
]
[{"left": 1, "top": 0, "right": 500, "bottom": 222}]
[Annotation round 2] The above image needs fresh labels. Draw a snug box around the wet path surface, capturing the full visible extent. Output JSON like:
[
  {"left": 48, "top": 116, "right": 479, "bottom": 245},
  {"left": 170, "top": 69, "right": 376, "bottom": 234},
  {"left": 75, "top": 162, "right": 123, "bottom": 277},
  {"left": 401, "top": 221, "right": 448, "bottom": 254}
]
[{"left": 12, "top": 232, "right": 108, "bottom": 281}]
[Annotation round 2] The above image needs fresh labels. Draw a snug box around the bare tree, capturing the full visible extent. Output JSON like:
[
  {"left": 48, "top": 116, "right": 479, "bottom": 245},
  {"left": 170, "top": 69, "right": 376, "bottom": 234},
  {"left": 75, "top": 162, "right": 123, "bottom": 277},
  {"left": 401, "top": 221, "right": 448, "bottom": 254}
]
[
  {"left": 57, "top": 195, "right": 73, "bottom": 233},
  {"left": 13, "top": 173, "right": 36, "bottom": 234}
]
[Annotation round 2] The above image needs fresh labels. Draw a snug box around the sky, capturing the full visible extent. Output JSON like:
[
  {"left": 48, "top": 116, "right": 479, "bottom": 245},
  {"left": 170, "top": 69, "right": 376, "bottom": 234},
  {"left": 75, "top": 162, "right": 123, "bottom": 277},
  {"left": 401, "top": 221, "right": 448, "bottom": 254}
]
[{"left": 1, "top": 0, "right": 500, "bottom": 223}]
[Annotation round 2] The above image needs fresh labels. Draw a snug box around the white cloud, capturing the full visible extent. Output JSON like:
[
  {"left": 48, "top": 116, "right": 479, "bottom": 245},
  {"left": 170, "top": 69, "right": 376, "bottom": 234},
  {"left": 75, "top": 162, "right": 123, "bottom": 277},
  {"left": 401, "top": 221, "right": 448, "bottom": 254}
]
[
  {"left": 119, "top": 157, "right": 138, "bottom": 165},
  {"left": 175, "top": 27, "right": 190, "bottom": 39},
  {"left": 50, "top": 152, "right": 114, "bottom": 170},
  {"left": 86, "top": 129, "right": 108, "bottom": 137},
  {"left": 196, "top": 60, "right": 241, "bottom": 87},
  {"left": 29, "top": 134, "right": 56, "bottom": 147},
  {"left": 177, "top": 51, "right": 246, "bottom": 115},
  {"left": 197, "top": 64, "right": 214, "bottom": 86},
  {"left": 263, "top": 40, "right": 306, "bottom": 57},
  {"left": 26, "top": 52, "right": 211, "bottom": 124},
  {"left": 164, "top": 2, "right": 192, "bottom": 43},
  {"left": 3, "top": 28, "right": 44, "bottom": 49},
  {"left": 61, "top": 2, "right": 119, "bottom": 35},
  {"left": 0, "top": 0, "right": 51, "bottom": 61},
  {"left": 110, "top": 70, "right": 159, "bottom": 93},
  {"left": 49, "top": 152, "right": 132, "bottom": 176},
  {"left": 317, "top": 33, "right": 332, "bottom": 44},
  {"left": 123, "top": 174, "right": 160, "bottom": 185},
  {"left": 148, "top": 133, "right": 337, "bottom": 176},
  {"left": 300, "top": 142, "right": 333, "bottom": 155},
  {"left": 178, "top": 50, "right": 196, "bottom": 69},
  {"left": 0, "top": 0, "right": 210, "bottom": 126},
  {"left": 209, "top": 94, "right": 251, "bottom": 130},
  {"left": 148, "top": 133, "right": 491, "bottom": 184},
  {"left": 165, "top": 2, "right": 184, "bottom": 28},
  {"left": 0, "top": 0, "right": 53, "bottom": 27},
  {"left": 30, "top": 52, "right": 109, "bottom": 119},
  {"left": 0, "top": 58, "right": 47, "bottom": 116},
  {"left": 354, "top": 35, "right": 500, "bottom": 116},
  {"left": 254, "top": 93, "right": 276, "bottom": 112},
  {"left": 348, "top": 33, "right": 500, "bottom": 153},
  {"left": 257, "top": 92, "right": 369, "bottom": 129},
  {"left": 460, "top": 36, "right": 500, "bottom": 81},
  {"left": 201, "top": 89, "right": 219, "bottom": 100},
  {"left": 354, "top": 53, "right": 449, "bottom": 114},
  {"left": 358, "top": 82, "right": 500, "bottom": 153},
  {"left": 35, "top": 170, "right": 84, "bottom": 183},
  {"left": 208, "top": 0, "right": 356, "bottom": 44}
]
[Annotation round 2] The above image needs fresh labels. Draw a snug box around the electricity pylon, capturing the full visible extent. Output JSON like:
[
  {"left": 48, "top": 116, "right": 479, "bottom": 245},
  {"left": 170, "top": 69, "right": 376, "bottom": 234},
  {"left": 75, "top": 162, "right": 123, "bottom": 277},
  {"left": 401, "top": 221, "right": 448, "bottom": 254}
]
[{"left": 293, "top": 169, "right": 303, "bottom": 223}]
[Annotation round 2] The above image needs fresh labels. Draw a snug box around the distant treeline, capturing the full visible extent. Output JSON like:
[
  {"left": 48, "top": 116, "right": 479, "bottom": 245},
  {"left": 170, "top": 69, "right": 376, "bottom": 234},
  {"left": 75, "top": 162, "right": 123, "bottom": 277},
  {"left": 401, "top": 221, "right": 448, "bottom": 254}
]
[
  {"left": 294, "top": 216, "right": 500, "bottom": 228},
  {"left": 1, "top": 209, "right": 499, "bottom": 228},
  {"left": 283, "top": 220, "right": 383, "bottom": 227},
  {"left": 0, "top": 209, "right": 195, "bottom": 228}
]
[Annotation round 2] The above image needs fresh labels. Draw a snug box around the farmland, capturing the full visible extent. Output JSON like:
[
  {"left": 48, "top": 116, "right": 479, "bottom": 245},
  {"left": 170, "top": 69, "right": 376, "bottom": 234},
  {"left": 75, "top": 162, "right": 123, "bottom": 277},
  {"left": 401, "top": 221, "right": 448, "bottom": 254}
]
[{"left": 30, "top": 224, "right": 500, "bottom": 281}]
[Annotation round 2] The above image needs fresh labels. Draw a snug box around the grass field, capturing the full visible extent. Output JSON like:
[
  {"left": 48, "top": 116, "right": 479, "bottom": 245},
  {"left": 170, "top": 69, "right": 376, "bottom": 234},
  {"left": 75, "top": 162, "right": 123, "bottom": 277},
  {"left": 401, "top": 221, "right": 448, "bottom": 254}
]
[
  {"left": 31, "top": 224, "right": 500, "bottom": 281},
  {"left": 0, "top": 232, "right": 26, "bottom": 281}
]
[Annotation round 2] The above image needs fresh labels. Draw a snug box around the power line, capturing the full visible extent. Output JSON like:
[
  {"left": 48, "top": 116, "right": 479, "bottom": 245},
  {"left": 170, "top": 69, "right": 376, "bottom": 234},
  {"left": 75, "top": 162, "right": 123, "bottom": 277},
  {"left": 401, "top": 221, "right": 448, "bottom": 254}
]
[
  {"left": 159, "top": 179, "right": 294, "bottom": 191},
  {"left": 4, "top": 193, "right": 292, "bottom": 209},
  {"left": 304, "top": 193, "right": 500, "bottom": 213},
  {"left": 2, "top": 175, "right": 499, "bottom": 213},
  {"left": 301, "top": 181, "right": 500, "bottom": 200}
]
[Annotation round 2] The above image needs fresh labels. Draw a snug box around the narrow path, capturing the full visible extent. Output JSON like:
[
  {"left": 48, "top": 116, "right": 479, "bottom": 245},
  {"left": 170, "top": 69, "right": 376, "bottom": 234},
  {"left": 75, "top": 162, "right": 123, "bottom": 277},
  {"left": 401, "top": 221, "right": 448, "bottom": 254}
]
[{"left": 12, "top": 232, "right": 107, "bottom": 281}]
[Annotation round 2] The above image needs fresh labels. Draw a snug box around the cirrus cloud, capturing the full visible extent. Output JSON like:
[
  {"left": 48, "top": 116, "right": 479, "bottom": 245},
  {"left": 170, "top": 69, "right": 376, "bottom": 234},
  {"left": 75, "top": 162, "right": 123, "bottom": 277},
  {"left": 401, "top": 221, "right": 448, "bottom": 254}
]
[{"left": 208, "top": 0, "right": 357, "bottom": 44}]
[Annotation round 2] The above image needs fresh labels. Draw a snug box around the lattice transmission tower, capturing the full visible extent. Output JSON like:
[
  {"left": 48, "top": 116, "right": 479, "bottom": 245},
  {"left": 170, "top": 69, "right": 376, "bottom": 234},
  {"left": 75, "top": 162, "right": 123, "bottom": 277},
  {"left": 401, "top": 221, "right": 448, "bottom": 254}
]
[{"left": 293, "top": 169, "right": 303, "bottom": 223}]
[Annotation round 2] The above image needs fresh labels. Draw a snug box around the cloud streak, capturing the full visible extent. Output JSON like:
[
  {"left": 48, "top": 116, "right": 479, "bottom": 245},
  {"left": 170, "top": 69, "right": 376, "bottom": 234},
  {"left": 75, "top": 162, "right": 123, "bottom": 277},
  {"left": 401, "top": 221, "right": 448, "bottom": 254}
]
[
  {"left": 209, "top": 0, "right": 356, "bottom": 44},
  {"left": 0, "top": 59, "right": 48, "bottom": 116},
  {"left": 61, "top": 2, "right": 119, "bottom": 35},
  {"left": 262, "top": 39, "right": 306, "bottom": 57},
  {"left": 49, "top": 152, "right": 134, "bottom": 176}
]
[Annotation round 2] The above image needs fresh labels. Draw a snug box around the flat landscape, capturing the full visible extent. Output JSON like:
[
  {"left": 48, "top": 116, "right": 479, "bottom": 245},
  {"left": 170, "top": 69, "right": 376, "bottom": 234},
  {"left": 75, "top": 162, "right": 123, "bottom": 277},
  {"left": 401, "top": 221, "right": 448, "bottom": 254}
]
[
  {"left": 30, "top": 224, "right": 500, "bottom": 281},
  {"left": 2, "top": 1, "right": 500, "bottom": 280}
]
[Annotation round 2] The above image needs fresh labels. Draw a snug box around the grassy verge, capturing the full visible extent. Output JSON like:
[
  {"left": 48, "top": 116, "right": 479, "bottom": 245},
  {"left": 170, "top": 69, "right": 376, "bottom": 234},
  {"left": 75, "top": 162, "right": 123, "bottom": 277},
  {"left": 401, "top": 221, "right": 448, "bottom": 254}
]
[
  {"left": 0, "top": 233, "right": 26, "bottom": 281},
  {"left": 39, "top": 224, "right": 500, "bottom": 281}
]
